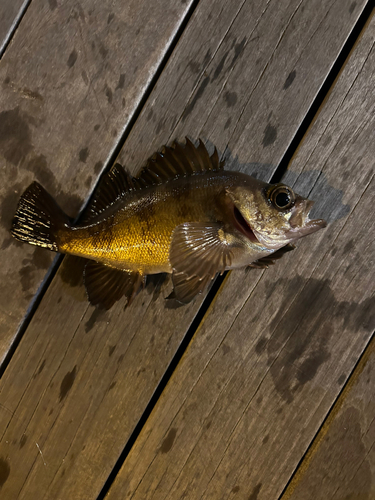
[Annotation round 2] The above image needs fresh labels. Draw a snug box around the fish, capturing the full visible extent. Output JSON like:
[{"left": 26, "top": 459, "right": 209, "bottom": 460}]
[{"left": 11, "top": 138, "right": 326, "bottom": 309}]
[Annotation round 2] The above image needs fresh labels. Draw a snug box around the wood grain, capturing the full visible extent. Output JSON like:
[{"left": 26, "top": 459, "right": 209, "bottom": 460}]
[
  {"left": 104, "top": 8, "right": 375, "bottom": 500},
  {"left": 0, "top": 0, "right": 195, "bottom": 362},
  {"left": 0, "top": 0, "right": 371, "bottom": 498},
  {"left": 0, "top": 0, "right": 28, "bottom": 56},
  {"left": 282, "top": 339, "right": 375, "bottom": 500}
]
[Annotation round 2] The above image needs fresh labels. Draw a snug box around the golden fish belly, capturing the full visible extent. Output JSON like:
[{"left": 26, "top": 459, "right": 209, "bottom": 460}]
[{"left": 58, "top": 177, "right": 222, "bottom": 274}]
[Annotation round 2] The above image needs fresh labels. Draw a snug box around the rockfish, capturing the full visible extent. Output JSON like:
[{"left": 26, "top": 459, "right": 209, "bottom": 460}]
[{"left": 12, "top": 139, "right": 326, "bottom": 308}]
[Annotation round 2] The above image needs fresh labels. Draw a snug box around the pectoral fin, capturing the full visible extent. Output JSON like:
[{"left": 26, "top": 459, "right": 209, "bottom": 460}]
[
  {"left": 84, "top": 261, "right": 144, "bottom": 309},
  {"left": 169, "top": 222, "right": 233, "bottom": 303}
]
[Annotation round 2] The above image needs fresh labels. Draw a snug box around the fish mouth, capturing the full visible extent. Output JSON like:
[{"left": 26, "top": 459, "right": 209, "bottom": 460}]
[{"left": 233, "top": 206, "right": 259, "bottom": 243}]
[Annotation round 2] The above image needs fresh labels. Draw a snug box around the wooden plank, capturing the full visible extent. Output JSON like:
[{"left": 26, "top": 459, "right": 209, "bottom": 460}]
[
  {"left": 0, "top": 0, "right": 195, "bottom": 362},
  {"left": 0, "top": 0, "right": 28, "bottom": 56},
  {"left": 0, "top": 0, "right": 371, "bottom": 498},
  {"left": 282, "top": 339, "right": 375, "bottom": 500},
  {"left": 104, "top": 8, "right": 375, "bottom": 500}
]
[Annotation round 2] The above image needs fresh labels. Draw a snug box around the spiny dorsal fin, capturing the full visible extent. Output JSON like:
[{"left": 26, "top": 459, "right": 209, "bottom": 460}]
[
  {"left": 82, "top": 163, "right": 136, "bottom": 222},
  {"left": 138, "top": 138, "right": 223, "bottom": 186}
]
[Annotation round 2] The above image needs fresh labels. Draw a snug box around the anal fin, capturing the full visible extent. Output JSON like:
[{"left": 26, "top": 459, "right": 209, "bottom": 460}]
[{"left": 84, "top": 261, "right": 144, "bottom": 309}]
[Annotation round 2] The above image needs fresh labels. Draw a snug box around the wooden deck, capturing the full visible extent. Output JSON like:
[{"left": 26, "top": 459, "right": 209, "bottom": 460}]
[{"left": 0, "top": 0, "right": 374, "bottom": 498}]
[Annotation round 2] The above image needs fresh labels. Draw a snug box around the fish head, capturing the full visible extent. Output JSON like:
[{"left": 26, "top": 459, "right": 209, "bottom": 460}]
[{"left": 226, "top": 177, "right": 326, "bottom": 250}]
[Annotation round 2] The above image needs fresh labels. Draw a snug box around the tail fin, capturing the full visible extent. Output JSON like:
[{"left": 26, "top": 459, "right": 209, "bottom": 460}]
[{"left": 11, "top": 182, "right": 71, "bottom": 251}]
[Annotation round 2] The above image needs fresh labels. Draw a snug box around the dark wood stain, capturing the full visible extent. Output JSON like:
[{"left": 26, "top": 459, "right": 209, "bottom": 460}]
[
  {"left": 224, "top": 117, "right": 231, "bottom": 130},
  {"left": 212, "top": 51, "right": 229, "bottom": 81},
  {"left": 84, "top": 307, "right": 107, "bottom": 333},
  {"left": 79, "top": 147, "right": 89, "bottom": 163},
  {"left": 19, "top": 434, "right": 28, "bottom": 449},
  {"left": 116, "top": 73, "right": 126, "bottom": 90},
  {"left": 0, "top": 458, "right": 10, "bottom": 488},
  {"left": 224, "top": 91, "right": 237, "bottom": 107},
  {"left": 107, "top": 12, "right": 115, "bottom": 24},
  {"left": 349, "top": 2, "right": 357, "bottom": 14},
  {"left": 231, "top": 37, "right": 246, "bottom": 66},
  {"left": 108, "top": 345, "right": 116, "bottom": 357},
  {"left": 262, "top": 123, "right": 277, "bottom": 147},
  {"left": 94, "top": 161, "right": 103, "bottom": 174},
  {"left": 67, "top": 49, "right": 78, "bottom": 68},
  {"left": 283, "top": 70, "right": 296, "bottom": 89},
  {"left": 248, "top": 482, "right": 262, "bottom": 500},
  {"left": 49, "top": 0, "right": 57, "bottom": 10},
  {"left": 59, "top": 366, "right": 77, "bottom": 402},
  {"left": 105, "top": 86, "right": 113, "bottom": 104},
  {"left": 182, "top": 76, "right": 210, "bottom": 120},
  {"left": 160, "top": 428, "right": 177, "bottom": 453},
  {"left": 232, "top": 485, "right": 240, "bottom": 493}
]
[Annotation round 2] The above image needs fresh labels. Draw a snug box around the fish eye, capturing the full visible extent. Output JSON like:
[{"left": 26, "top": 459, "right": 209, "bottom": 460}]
[{"left": 269, "top": 185, "right": 295, "bottom": 210}]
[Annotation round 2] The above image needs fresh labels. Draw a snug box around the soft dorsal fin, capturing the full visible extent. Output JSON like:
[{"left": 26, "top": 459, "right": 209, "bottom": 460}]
[
  {"left": 81, "top": 163, "right": 136, "bottom": 222},
  {"left": 138, "top": 138, "right": 223, "bottom": 186}
]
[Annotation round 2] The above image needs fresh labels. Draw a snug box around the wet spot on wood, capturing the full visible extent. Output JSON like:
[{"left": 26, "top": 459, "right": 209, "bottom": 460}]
[
  {"left": 0, "top": 458, "right": 10, "bottom": 487},
  {"left": 283, "top": 70, "right": 296, "bottom": 90},
  {"left": 19, "top": 435, "right": 28, "bottom": 449},
  {"left": 182, "top": 76, "right": 210, "bottom": 120},
  {"left": 0, "top": 107, "right": 33, "bottom": 165},
  {"left": 108, "top": 345, "right": 116, "bottom": 357},
  {"left": 224, "top": 117, "right": 232, "bottom": 130},
  {"left": 49, "top": 0, "right": 57, "bottom": 9},
  {"left": 337, "top": 374, "right": 346, "bottom": 385},
  {"left": 107, "top": 12, "right": 115, "bottom": 24},
  {"left": 160, "top": 428, "right": 177, "bottom": 453},
  {"left": 67, "top": 49, "right": 78, "bottom": 68},
  {"left": 94, "top": 161, "right": 103, "bottom": 174},
  {"left": 213, "top": 51, "right": 229, "bottom": 81},
  {"left": 262, "top": 123, "right": 277, "bottom": 147},
  {"left": 248, "top": 482, "right": 262, "bottom": 500},
  {"left": 224, "top": 91, "right": 237, "bottom": 107},
  {"left": 266, "top": 278, "right": 375, "bottom": 403},
  {"left": 116, "top": 74, "right": 125, "bottom": 90},
  {"left": 188, "top": 60, "right": 200, "bottom": 74},
  {"left": 94, "top": 124, "right": 100, "bottom": 131},
  {"left": 262, "top": 434, "right": 269, "bottom": 445},
  {"left": 349, "top": 2, "right": 356, "bottom": 14},
  {"left": 122, "top": 97, "right": 126, "bottom": 108},
  {"left": 79, "top": 147, "right": 89, "bottom": 163},
  {"left": 105, "top": 86, "right": 113, "bottom": 104},
  {"left": 232, "top": 485, "right": 240, "bottom": 493},
  {"left": 4, "top": 76, "right": 10, "bottom": 84},
  {"left": 231, "top": 37, "right": 246, "bottom": 67},
  {"left": 59, "top": 366, "right": 77, "bottom": 402}
]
